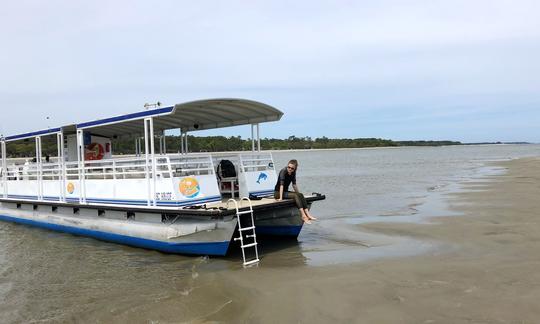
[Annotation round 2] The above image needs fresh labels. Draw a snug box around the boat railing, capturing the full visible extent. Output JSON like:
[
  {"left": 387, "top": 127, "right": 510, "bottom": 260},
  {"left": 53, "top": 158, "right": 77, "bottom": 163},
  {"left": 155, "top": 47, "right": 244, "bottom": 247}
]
[
  {"left": 80, "top": 158, "right": 148, "bottom": 180},
  {"left": 4, "top": 154, "right": 215, "bottom": 182},
  {"left": 169, "top": 154, "right": 214, "bottom": 177},
  {"left": 5, "top": 163, "right": 41, "bottom": 181},
  {"left": 2, "top": 153, "right": 278, "bottom": 204},
  {"left": 65, "top": 161, "right": 81, "bottom": 180},
  {"left": 239, "top": 152, "right": 275, "bottom": 173},
  {"left": 4, "top": 153, "right": 263, "bottom": 182}
]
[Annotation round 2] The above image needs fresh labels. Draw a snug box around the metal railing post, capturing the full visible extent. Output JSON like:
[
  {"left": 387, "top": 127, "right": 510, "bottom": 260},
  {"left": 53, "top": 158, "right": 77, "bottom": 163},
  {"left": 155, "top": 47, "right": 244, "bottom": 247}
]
[{"left": 1, "top": 139, "right": 6, "bottom": 198}]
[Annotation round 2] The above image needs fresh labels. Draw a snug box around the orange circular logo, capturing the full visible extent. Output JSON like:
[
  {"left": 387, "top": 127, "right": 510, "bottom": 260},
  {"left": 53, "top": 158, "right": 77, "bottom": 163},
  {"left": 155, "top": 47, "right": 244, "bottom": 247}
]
[
  {"left": 67, "top": 182, "right": 75, "bottom": 194},
  {"left": 179, "top": 177, "right": 200, "bottom": 198}
]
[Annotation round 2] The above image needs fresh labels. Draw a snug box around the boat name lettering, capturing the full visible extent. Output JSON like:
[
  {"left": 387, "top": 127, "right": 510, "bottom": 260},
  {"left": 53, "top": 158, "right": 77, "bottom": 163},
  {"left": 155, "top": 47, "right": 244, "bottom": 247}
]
[{"left": 155, "top": 192, "right": 173, "bottom": 201}]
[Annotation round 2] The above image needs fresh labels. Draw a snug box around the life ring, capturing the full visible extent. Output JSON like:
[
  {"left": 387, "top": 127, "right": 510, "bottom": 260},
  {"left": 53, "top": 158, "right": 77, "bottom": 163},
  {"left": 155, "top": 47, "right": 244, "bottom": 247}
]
[{"left": 85, "top": 143, "right": 105, "bottom": 160}]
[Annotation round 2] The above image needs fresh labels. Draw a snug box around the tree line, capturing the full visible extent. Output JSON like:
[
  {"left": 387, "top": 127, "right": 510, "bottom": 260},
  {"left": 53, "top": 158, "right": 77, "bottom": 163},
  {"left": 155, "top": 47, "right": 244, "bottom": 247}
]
[
  {"left": 111, "top": 135, "right": 461, "bottom": 154},
  {"left": 3, "top": 135, "right": 462, "bottom": 157}
]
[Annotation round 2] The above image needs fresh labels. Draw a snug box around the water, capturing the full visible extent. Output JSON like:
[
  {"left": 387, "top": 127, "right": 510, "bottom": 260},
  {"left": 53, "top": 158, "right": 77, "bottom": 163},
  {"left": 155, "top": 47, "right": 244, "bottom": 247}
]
[{"left": 1, "top": 144, "right": 539, "bottom": 322}]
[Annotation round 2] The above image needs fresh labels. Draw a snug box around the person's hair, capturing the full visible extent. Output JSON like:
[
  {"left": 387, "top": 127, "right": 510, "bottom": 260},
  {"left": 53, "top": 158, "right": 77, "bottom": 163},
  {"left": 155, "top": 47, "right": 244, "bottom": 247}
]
[{"left": 288, "top": 159, "right": 298, "bottom": 167}]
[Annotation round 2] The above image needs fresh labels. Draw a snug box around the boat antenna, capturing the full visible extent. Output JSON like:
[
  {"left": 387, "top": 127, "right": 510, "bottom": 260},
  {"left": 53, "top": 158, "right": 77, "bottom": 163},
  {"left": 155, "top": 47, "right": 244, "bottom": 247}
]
[{"left": 144, "top": 102, "right": 162, "bottom": 110}]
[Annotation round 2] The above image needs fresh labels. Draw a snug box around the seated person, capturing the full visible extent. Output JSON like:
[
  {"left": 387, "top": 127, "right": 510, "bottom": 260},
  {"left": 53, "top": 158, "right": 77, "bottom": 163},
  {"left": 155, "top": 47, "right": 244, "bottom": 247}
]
[{"left": 274, "top": 159, "right": 317, "bottom": 224}]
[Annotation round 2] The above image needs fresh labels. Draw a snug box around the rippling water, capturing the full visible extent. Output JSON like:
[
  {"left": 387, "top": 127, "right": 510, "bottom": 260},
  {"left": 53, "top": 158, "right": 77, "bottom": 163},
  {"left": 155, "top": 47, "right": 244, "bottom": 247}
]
[{"left": 1, "top": 144, "right": 539, "bottom": 322}]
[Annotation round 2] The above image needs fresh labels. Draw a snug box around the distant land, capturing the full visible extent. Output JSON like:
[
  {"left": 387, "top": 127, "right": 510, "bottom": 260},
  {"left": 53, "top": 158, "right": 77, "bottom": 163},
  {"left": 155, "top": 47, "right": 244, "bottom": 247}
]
[
  {"left": 463, "top": 142, "right": 531, "bottom": 145},
  {"left": 4, "top": 135, "right": 532, "bottom": 157},
  {"left": 110, "top": 136, "right": 532, "bottom": 154}
]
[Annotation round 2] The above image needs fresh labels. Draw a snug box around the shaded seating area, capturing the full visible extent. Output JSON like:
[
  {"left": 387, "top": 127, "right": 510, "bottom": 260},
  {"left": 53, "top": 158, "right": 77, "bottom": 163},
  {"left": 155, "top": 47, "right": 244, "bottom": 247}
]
[{"left": 217, "top": 159, "right": 239, "bottom": 198}]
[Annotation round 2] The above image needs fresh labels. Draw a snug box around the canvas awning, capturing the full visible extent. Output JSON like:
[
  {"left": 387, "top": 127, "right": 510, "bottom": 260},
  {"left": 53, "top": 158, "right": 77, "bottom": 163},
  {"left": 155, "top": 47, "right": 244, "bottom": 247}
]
[{"left": 75, "top": 98, "right": 283, "bottom": 138}]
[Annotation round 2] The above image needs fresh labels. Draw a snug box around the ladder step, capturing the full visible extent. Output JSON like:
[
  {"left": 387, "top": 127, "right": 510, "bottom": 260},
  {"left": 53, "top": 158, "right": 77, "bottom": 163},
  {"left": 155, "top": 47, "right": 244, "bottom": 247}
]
[
  {"left": 232, "top": 197, "right": 260, "bottom": 267},
  {"left": 244, "top": 259, "right": 260, "bottom": 266}
]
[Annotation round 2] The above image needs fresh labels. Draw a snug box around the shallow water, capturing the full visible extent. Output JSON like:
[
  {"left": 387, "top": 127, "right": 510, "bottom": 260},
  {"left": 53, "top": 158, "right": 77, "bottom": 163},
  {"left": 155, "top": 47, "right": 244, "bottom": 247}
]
[{"left": 1, "top": 144, "right": 539, "bottom": 322}]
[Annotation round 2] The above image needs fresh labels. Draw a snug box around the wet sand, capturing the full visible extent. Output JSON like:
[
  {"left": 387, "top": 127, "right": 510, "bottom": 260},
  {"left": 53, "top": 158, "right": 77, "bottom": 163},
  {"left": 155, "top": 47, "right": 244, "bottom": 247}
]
[{"left": 209, "top": 157, "right": 540, "bottom": 323}]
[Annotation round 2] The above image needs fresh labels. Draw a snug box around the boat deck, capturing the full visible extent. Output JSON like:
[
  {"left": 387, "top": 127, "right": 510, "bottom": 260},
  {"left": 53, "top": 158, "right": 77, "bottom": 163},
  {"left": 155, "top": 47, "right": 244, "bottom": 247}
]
[
  {"left": 0, "top": 194, "right": 325, "bottom": 217},
  {"left": 211, "top": 194, "right": 324, "bottom": 211}
]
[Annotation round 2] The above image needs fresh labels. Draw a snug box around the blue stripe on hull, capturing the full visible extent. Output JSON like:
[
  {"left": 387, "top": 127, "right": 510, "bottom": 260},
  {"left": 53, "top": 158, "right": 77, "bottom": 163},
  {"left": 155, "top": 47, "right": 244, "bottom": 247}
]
[
  {"left": 249, "top": 190, "right": 274, "bottom": 196},
  {"left": 7, "top": 195, "right": 222, "bottom": 207},
  {"left": 255, "top": 225, "right": 303, "bottom": 237},
  {"left": 0, "top": 214, "right": 230, "bottom": 256}
]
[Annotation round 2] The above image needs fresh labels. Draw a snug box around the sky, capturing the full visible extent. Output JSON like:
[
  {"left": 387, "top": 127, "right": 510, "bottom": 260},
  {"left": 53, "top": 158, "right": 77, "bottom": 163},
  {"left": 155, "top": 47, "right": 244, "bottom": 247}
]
[{"left": 1, "top": 0, "right": 539, "bottom": 143}]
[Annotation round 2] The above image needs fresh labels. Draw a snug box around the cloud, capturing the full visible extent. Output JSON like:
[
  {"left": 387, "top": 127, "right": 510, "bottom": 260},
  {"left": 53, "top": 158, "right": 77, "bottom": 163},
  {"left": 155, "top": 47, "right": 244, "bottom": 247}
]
[{"left": 0, "top": 0, "right": 539, "bottom": 142}]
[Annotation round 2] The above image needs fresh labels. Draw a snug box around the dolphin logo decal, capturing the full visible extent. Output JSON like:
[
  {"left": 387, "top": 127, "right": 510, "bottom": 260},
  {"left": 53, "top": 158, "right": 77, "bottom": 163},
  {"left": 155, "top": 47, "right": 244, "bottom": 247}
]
[{"left": 256, "top": 172, "right": 268, "bottom": 184}]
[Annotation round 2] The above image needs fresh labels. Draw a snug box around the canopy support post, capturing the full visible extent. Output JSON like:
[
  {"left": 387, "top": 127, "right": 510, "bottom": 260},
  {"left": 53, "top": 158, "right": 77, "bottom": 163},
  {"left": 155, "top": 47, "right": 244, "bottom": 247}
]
[
  {"left": 180, "top": 131, "right": 184, "bottom": 154},
  {"left": 251, "top": 124, "right": 255, "bottom": 152},
  {"left": 1, "top": 139, "right": 6, "bottom": 198},
  {"left": 162, "top": 130, "right": 167, "bottom": 154},
  {"left": 256, "top": 123, "right": 261, "bottom": 152},
  {"left": 144, "top": 118, "right": 156, "bottom": 206},
  {"left": 149, "top": 119, "right": 156, "bottom": 206},
  {"left": 177, "top": 129, "right": 182, "bottom": 154},
  {"left": 35, "top": 136, "right": 43, "bottom": 201},
  {"left": 144, "top": 119, "right": 151, "bottom": 206},
  {"left": 184, "top": 132, "right": 189, "bottom": 154},
  {"left": 76, "top": 129, "right": 86, "bottom": 204},
  {"left": 57, "top": 132, "right": 65, "bottom": 202}
]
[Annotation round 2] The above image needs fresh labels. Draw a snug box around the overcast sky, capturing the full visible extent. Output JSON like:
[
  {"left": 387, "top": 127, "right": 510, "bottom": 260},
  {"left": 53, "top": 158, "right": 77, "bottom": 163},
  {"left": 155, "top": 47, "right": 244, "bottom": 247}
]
[{"left": 1, "top": 0, "right": 539, "bottom": 142}]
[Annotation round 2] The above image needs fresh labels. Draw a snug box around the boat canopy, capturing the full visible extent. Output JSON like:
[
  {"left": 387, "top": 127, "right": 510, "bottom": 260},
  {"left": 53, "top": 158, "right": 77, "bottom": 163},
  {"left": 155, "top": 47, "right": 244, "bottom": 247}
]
[
  {"left": 2, "top": 98, "right": 283, "bottom": 141},
  {"left": 77, "top": 98, "right": 283, "bottom": 138}
]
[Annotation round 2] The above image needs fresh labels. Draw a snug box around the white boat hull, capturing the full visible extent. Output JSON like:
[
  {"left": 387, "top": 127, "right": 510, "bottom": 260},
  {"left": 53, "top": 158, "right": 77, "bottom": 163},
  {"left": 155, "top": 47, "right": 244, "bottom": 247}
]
[{"left": 0, "top": 201, "right": 237, "bottom": 255}]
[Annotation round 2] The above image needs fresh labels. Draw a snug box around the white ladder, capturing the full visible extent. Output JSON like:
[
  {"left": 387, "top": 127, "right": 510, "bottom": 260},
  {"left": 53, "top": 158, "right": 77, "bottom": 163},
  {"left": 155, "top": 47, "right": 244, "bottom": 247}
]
[{"left": 227, "top": 197, "right": 259, "bottom": 267}]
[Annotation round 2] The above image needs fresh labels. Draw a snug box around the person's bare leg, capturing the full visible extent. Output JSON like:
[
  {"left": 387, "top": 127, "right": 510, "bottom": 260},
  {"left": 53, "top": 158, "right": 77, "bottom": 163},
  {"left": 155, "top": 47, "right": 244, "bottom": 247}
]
[
  {"left": 304, "top": 208, "right": 317, "bottom": 220},
  {"left": 299, "top": 208, "right": 312, "bottom": 224}
]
